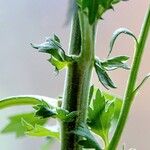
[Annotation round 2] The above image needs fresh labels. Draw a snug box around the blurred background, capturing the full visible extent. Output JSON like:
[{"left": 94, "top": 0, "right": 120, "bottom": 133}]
[{"left": 0, "top": 0, "right": 150, "bottom": 149}]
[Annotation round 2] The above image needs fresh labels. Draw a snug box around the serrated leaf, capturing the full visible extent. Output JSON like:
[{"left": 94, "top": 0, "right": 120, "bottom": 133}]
[
  {"left": 77, "top": 0, "right": 126, "bottom": 24},
  {"left": 56, "top": 108, "right": 77, "bottom": 122},
  {"left": 102, "top": 91, "right": 122, "bottom": 123},
  {"left": 31, "top": 35, "right": 72, "bottom": 71},
  {"left": 1, "top": 113, "right": 47, "bottom": 137},
  {"left": 34, "top": 101, "right": 77, "bottom": 122},
  {"left": 72, "top": 123, "right": 102, "bottom": 150},
  {"left": 100, "top": 101, "right": 115, "bottom": 135},
  {"left": 22, "top": 119, "right": 59, "bottom": 139},
  {"left": 88, "top": 87, "right": 122, "bottom": 147},
  {"left": 101, "top": 56, "right": 130, "bottom": 71},
  {"left": 95, "top": 59, "right": 116, "bottom": 89},
  {"left": 34, "top": 100, "right": 56, "bottom": 119},
  {"left": 108, "top": 28, "right": 138, "bottom": 57},
  {"left": 49, "top": 57, "right": 69, "bottom": 71}
]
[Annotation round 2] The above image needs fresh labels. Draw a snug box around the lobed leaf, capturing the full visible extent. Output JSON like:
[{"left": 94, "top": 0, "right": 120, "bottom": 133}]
[
  {"left": 31, "top": 35, "right": 72, "bottom": 71},
  {"left": 101, "top": 56, "right": 130, "bottom": 71},
  {"left": 34, "top": 101, "right": 77, "bottom": 122},
  {"left": 71, "top": 123, "right": 102, "bottom": 150},
  {"left": 95, "top": 56, "right": 129, "bottom": 89},
  {"left": 1, "top": 112, "right": 47, "bottom": 137},
  {"left": 95, "top": 58, "right": 116, "bottom": 89},
  {"left": 22, "top": 119, "right": 59, "bottom": 139},
  {"left": 87, "top": 86, "right": 122, "bottom": 147},
  {"left": 33, "top": 100, "right": 56, "bottom": 118},
  {"left": 77, "top": 0, "right": 127, "bottom": 24}
]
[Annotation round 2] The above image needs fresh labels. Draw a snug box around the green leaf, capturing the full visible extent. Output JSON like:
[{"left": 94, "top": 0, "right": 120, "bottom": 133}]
[
  {"left": 108, "top": 28, "right": 138, "bottom": 57},
  {"left": 100, "top": 101, "right": 115, "bottom": 135},
  {"left": 101, "top": 56, "right": 130, "bottom": 71},
  {"left": 102, "top": 91, "right": 122, "bottom": 123},
  {"left": 34, "top": 101, "right": 77, "bottom": 122},
  {"left": 88, "top": 90, "right": 105, "bottom": 122},
  {"left": 31, "top": 35, "right": 72, "bottom": 71},
  {"left": 33, "top": 100, "right": 56, "bottom": 118},
  {"left": 77, "top": 0, "right": 126, "bottom": 24},
  {"left": 1, "top": 113, "right": 47, "bottom": 137},
  {"left": 72, "top": 123, "right": 102, "bottom": 150},
  {"left": 22, "top": 119, "right": 59, "bottom": 139},
  {"left": 49, "top": 57, "right": 69, "bottom": 71},
  {"left": 95, "top": 58, "right": 116, "bottom": 89},
  {"left": 88, "top": 87, "right": 122, "bottom": 147}
]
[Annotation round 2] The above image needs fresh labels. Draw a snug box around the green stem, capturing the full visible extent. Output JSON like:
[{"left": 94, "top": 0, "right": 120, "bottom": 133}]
[
  {"left": 61, "top": 10, "right": 96, "bottom": 150},
  {"left": 108, "top": 5, "right": 150, "bottom": 150},
  {"left": 0, "top": 96, "right": 41, "bottom": 110}
]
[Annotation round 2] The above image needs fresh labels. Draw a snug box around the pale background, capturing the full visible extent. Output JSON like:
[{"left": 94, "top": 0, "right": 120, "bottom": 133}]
[{"left": 0, "top": 0, "right": 150, "bottom": 150}]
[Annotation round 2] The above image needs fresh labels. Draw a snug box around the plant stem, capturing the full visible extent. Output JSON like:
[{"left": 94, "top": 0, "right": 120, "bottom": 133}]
[
  {"left": 0, "top": 96, "right": 41, "bottom": 110},
  {"left": 108, "top": 5, "right": 150, "bottom": 150},
  {"left": 61, "top": 10, "right": 96, "bottom": 150}
]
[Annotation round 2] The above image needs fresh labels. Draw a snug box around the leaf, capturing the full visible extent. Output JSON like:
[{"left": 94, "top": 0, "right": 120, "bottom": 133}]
[
  {"left": 72, "top": 123, "right": 102, "bottom": 150},
  {"left": 88, "top": 90, "right": 105, "bottom": 132},
  {"left": 100, "top": 101, "right": 115, "bottom": 135},
  {"left": 108, "top": 28, "right": 138, "bottom": 57},
  {"left": 56, "top": 108, "right": 77, "bottom": 122},
  {"left": 101, "top": 55, "right": 130, "bottom": 71},
  {"left": 22, "top": 119, "right": 59, "bottom": 139},
  {"left": 95, "top": 58, "right": 116, "bottom": 89},
  {"left": 31, "top": 35, "right": 72, "bottom": 71},
  {"left": 33, "top": 101, "right": 77, "bottom": 122},
  {"left": 1, "top": 112, "right": 47, "bottom": 137},
  {"left": 87, "top": 87, "right": 122, "bottom": 147},
  {"left": 102, "top": 91, "right": 122, "bottom": 124},
  {"left": 49, "top": 57, "right": 69, "bottom": 71},
  {"left": 77, "top": 0, "right": 127, "bottom": 24},
  {"left": 33, "top": 100, "right": 56, "bottom": 118}
]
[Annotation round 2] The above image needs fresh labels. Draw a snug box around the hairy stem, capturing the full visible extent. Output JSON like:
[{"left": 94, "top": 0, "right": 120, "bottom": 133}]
[
  {"left": 108, "top": 5, "right": 150, "bottom": 150},
  {"left": 61, "top": 10, "right": 96, "bottom": 150}
]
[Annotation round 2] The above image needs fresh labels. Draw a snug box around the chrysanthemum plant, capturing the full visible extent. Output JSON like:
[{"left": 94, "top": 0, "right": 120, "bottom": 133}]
[{"left": 0, "top": 1, "right": 150, "bottom": 150}]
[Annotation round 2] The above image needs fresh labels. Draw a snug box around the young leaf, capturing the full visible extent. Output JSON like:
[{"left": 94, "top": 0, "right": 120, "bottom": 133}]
[
  {"left": 77, "top": 0, "right": 127, "bottom": 24},
  {"left": 33, "top": 101, "right": 77, "bottom": 122},
  {"left": 31, "top": 35, "right": 72, "bottom": 71},
  {"left": 72, "top": 123, "right": 102, "bottom": 150},
  {"left": 102, "top": 91, "right": 122, "bottom": 124},
  {"left": 1, "top": 113, "right": 47, "bottom": 137},
  {"left": 108, "top": 28, "right": 138, "bottom": 57},
  {"left": 88, "top": 87, "right": 122, "bottom": 147},
  {"left": 33, "top": 100, "right": 56, "bottom": 118},
  {"left": 101, "top": 56, "right": 130, "bottom": 71},
  {"left": 95, "top": 58, "right": 116, "bottom": 89},
  {"left": 49, "top": 57, "right": 69, "bottom": 71},
  {"left": 22, "top": 119, "right": 59, "bottom": 139}
]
